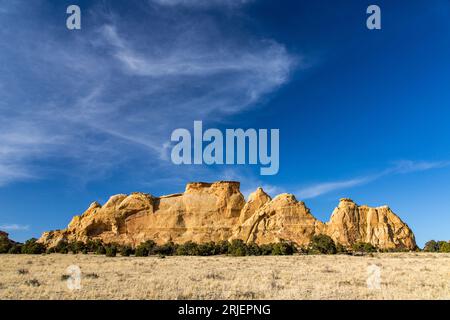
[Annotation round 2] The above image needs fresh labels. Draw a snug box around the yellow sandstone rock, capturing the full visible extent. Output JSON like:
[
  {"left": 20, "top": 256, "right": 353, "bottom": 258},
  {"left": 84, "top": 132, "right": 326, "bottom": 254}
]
[{"left": 38, "top": 181, "right": 416, "bottom": 250}]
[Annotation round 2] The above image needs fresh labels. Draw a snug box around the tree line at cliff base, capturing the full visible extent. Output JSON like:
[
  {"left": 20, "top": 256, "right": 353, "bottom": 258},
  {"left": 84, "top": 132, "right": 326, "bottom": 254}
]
[{"left": 2, "top": 233, "right": 449, "bottom": 256}]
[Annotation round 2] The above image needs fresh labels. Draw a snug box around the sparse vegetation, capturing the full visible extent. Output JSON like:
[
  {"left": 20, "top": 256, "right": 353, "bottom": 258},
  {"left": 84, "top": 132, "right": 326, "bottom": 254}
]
[
  {"left": 423, "top": 240, "right": 450, "bottom": 253},
  {"left": 60, "top": 274, "right": 70, "bottom": 281},
  {"left": 119, "top": 245, "right": 133, "bottom": 257},
  {"left": 105, "top": 245, "right": 117, "bottom": 257},
  {"left": 2, "top": 253, "right": 449, "bottom": 299},
  {"left": 228, "top": 239, "right": 247, "bottom": 256},
  {"left": 17, "top": 269, "right": 28, "bottom": 275},
  {"left": 8, "top": 244, "right": 22, "bottom": 254},
  {"left": 21, "top": 238, "right": 45, "bottom": 255},
  {"left": 309, "top": 234, "right": 337, "bottom": 254},
  {"left": 423, "top": 240, "right": 438, "bottom": 252},
  {"left": 24, "top": 279, "right": 40, "bottom": 287},
  {"left": 352, "top": 242, "right": 377, "bottom": 253},
  {"left": 10, "top": 237, "right": 450, "bottom": 257},
  {"left": 95, "top": 244, "right": 106, "bottom": 255},
  {"left": 0, "top": 236, "right": 12, "bottom": 254}
]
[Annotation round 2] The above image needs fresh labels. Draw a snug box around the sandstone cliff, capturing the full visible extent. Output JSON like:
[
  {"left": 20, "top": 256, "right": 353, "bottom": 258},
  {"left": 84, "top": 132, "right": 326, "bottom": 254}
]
[
  {"left": 38, "top": 181, "right": 417, "bottom": 250},
  {"left": 326, "top": 198, "right": 416, "bottom": 249}
]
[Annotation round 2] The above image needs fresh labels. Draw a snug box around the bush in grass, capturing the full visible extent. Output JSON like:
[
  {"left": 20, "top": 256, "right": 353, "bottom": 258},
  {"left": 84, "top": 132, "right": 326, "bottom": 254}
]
[
  {"left": 8, "top": 244, "right": 23, "bottom": 254},
  {"left": 120, "top": 245, "right": 133, "bottom": 257},
  {"left": 154, "top": 242, "right": 176, "bottom": 256},
  {"left": 105, "top": 245, "right": 117, "bottom": 257},
  {"left": 197, "top": 242, "right": 217, "bottom": 256},
  {"left": 0, "top": 237, "right": 12, "bottom": 254},
  {"left": 143, "top": 240, "right": 157, "bottom": 255},
  {"left": 21, "top": 238, "right": 46, "bottom": 254},
  {"left": 271, "top": 242, "right": 296, "bottom": 256},
  {"left": 259, "top": 244, "right": 274, "bottom": 256},
  {"left": 309, "top": 234, "right": 337, "bottom": 254},
  {"left": 228, "top": 239, "right": 247, "bottom": 256},
  {"left": 68, "top": 241, "right": 86, "bottom": 254},
  {"left": 215, "top": 240, "right": 230, "bottom": 255},
  {"left": 175, "top": 241, "right": 199, "bottom": 256},
  {"left": 352, "top": 242, "right": 377, "bottom": 253},
  {"left": 85, "top": 239, "right": 104, "bottom": 253},
  {"left": 135, "top": 240, "right": 157, "bottom": 257},
  {"left": 135, "top": 245, "right": 148, "bottom": 257},
  {"left": 336, "top": 243, "right": 348, "bottom": 254},
  {"left": 439, "top": 241, "right": 450, "bottom": 253},
  {"left": 423, "top": 241, "right": 436, "bottom": 252},
  {"left": 246, "top": 243, "right": 261, "bottom": 256},
  {"left": 95, "top": 244, "right": 106, "bottom": 255},
  {"left": 54, "top": 241, "right": 69, "bottom": 254}
]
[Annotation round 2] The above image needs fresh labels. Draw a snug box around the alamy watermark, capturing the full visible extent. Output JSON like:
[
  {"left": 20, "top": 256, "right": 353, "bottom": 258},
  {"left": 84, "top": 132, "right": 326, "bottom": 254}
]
[
  {"left": 366, "top": 264, "right": 382, "bottom": 290},
  {"left": 171, "top": 121, "right": 279, "bottom": 175},
  {"left": 65, "top": 265, "right": 82, "bottom": 291}
]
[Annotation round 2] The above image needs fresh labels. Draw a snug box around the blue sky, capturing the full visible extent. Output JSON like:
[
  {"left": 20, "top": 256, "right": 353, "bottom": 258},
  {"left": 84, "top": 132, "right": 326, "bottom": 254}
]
[{"left": 0, "top": 0, "right": 449, "bottom": 247}]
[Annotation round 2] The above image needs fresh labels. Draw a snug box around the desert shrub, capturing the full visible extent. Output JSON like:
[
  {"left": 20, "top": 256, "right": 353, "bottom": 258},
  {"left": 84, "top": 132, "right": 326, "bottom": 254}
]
[
  {"left": 336, "top": 243, "right": 348, "bottom": 254},
  {"left": 439, "top": 241, "right": 450, "bottom": 253},
  {"left": 86, "top": 239, "right": 104, "bottom": 253},
  {"left": 135, "top": 246, "right": 148, "bottom": 257},
  {"left": 119, "top": 245, "right": 133, "bottom": 257},
  {"left": 271, "top": 242, "right": 296, "bottom": 255},
  {"left": 228, "top": 239, "right": 247, "bottom": 256},
  {"left": 54, "top": 241, "right": 69, "bottom": 254},
  {"left": 135, "top": 242, "right": 152, "bottom": 257},
  {"left": 176, "top": 241, "right": 199, "bottom": 256},
  {"left": 46, "top": 247, "right": 56, "bottom": 254},
  {"left": 197, "top": 242, "right": 217, "bottom": 256},
  {"left": 259, "top": 244, "right": 274, "bottom": 255},
  {"left": 105, "top": 245, "right": 117, "bottom": 257},
  {"left": 309, "top": 234, "right": 337, "bottom": 254},
  {"left": 154, "top": 242, "right": 176, "bottom": 256},
  {"left": 8, "top": 244, "right": 23, "bottom": 254},
  {"left": 246, "top": 243, "right": 261, "bottom": 256},
  {"left": 95, "top": 245, "right": 106, "bottom": 255},
  {"left": 25, "top": 279, "right": 41, "bottom": 287},
  {"left": 135, "top": 240, "right": 157, "bottom": 256},
  {"left": 215, "top": 240, "right": 230, "bottom": 255},
  {"left": 352, "top": 242, "right": 377, "bottom": 253},
  {"left": 0, "top": 237, "right": 12, "bottom": 254},
  {"left": 68, "top": 241, "right": 86, "bottom": 254},
  {"left": 21, "top": 238, "right": 46, "bottom": 254},
  {"left": 60, "top": 274, "right": 70, "bottom": 281},
  {"left": 423, "top": 240, "right": 439, "bottom": 252},
  {"left": 17, "top": 269, "right": 29, "bottom": 275}
]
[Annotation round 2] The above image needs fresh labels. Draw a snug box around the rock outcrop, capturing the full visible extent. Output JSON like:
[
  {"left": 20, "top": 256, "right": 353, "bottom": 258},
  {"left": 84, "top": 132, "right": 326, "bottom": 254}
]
[
  {"left": 38, "top": 181, "right": 417, "bottom": 250},
  {"left": 325, "top": 198, "right": 416, "bottom": 249},
  {"left": 231, "top": 194, "right": 325, "bottom": 246}
]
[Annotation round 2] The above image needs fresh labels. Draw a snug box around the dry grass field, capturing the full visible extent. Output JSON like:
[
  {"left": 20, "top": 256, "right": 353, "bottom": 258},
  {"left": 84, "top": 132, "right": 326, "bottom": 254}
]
[{"left": 0, "top": 253, "right": 449, "bottom": 300}]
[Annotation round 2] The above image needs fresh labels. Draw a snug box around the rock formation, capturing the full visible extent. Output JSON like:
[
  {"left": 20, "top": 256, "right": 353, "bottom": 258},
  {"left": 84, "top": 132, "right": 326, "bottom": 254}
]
[
  {"left": 326, "top": 198, "right": 416, "bottom": 249},
  {"left": 38, "top": 181, "right": 417, "bottom": 250}
]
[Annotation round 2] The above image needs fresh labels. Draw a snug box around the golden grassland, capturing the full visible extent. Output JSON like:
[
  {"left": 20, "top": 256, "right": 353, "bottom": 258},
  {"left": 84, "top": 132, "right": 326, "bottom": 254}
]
[{"left": 0, "top": 253, "right": 449, "bottom": 300}]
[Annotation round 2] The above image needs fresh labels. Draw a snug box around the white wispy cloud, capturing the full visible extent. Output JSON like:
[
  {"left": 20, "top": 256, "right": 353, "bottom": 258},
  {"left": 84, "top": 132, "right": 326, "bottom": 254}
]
[
  {"left": 296, "top": 176, "right": 375, "bottom": 200},
  {"left": 296, "top": 160, "right": 450, "bottom": 200},
  {"left": 0, "top": 224, "right": 30, "bottom": 231},
  {"left": 389, "top": 160, "right": 450, "bottom": 174},
  {"left": 0, "top": 1, "right": 298, "bottom": 187}
]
